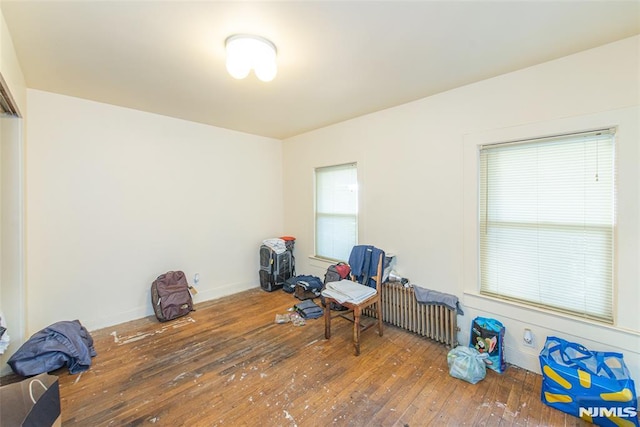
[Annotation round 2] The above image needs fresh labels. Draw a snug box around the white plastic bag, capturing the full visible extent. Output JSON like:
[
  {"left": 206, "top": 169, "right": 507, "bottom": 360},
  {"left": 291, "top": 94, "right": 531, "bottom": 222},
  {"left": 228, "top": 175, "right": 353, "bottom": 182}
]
[{"left": 447, "top": 345, "right": 488, "bottom": 384}]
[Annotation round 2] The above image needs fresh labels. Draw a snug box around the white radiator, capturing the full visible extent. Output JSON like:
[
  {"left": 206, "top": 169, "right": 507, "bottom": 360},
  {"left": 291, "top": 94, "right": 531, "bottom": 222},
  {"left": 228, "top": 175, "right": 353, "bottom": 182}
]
[{"left": 363, "top": 282, "right": 459, "bottom": 348}]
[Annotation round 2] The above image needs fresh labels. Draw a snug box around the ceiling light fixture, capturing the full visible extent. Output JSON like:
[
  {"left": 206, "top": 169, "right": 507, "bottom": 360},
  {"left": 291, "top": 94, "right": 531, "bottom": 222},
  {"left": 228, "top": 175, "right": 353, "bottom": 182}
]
[{"left": 225, "top": 34, "right": 277, "bottom": 82}]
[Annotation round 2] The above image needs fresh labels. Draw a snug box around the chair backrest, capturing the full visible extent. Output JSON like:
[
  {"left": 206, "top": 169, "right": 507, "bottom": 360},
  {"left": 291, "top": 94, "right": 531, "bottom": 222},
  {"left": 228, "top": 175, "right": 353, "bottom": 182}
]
[{"left": 348, "top": 245, "right": 385, "bottom": 289}]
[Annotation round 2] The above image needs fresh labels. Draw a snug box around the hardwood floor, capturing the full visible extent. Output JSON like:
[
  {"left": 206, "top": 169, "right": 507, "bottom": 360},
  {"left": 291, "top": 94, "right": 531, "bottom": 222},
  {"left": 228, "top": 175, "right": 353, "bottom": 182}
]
[{"left": 3, "top": 288, "right": 591, "bottom": 426}]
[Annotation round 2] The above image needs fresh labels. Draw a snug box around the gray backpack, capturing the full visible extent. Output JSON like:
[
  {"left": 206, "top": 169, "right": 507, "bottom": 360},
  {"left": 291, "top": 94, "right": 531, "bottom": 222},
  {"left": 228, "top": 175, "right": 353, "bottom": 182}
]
[
  {"left": 324, "top": 262, "right": 351, "bottom": 284},
  {"left": 322, "top": 263, "right": 351, "bottom": 311},
  {"left": 151, "top": 271, "right": 194, "bottom": 322}
]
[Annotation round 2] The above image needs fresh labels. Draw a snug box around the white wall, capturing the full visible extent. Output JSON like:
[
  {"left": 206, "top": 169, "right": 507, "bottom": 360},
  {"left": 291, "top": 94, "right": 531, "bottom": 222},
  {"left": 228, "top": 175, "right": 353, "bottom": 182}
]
[
  {"left": 0, "top": 7, "right": 26, "bottom": 375},
  {"left": 283, "top": 36, "right": 640, "bottom": 389},
  {"left": 25, "top": 90, "right": 283, "bottom": 333}
]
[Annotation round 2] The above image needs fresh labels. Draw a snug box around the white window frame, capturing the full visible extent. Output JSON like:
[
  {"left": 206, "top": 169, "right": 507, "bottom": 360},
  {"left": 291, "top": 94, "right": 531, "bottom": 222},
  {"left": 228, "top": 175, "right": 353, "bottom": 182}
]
[
  {"left": 478, "top": 128, "right": 615, "bottom": 323},
  {"left": 314, "top": 163, "right": 358, "bottom": 262}
]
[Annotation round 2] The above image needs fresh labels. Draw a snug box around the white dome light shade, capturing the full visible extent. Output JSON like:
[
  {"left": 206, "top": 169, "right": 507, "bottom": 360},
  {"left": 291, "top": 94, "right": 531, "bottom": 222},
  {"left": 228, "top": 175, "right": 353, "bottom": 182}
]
[
  {"left": 255, "top": 60, "right": 277, "bottom": 82},
  {"left": 225, "top": 35, "right": 277, "bottom": 82},
  {"left": 225, "top": 46, "right": 252, "bottom": 79}
]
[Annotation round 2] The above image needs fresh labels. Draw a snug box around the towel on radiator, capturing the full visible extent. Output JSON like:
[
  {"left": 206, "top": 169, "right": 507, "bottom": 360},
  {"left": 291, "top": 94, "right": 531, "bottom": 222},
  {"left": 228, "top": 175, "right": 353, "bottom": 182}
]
[{"left": 412, "top": 285, "right": 464, "bottom": 315}]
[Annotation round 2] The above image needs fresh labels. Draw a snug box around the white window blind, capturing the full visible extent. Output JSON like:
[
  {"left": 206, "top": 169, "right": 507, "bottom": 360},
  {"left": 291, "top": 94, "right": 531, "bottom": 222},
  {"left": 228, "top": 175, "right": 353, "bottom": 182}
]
[
  {"left": 315, "top": 163, "right": 358, "bottom": 261},
  {"left": 479, "top": 129, "right": 615, "bottom": 322}
]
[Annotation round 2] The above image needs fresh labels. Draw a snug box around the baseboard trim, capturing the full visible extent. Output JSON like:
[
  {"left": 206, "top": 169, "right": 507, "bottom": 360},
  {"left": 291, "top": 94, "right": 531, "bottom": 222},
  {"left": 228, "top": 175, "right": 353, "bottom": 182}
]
[{"left": 84, "top": 281, "right": 259, "bottom": 332}]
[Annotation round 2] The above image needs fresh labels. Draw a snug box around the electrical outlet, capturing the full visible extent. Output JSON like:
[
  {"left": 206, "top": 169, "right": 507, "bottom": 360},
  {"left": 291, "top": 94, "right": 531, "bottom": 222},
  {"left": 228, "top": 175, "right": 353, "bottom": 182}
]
[
  {"left": 523, "top": 328, "right": 534, "bottom": 347},
  {"left": 194, "top": 273, "right": 200, "bottom": 285}
]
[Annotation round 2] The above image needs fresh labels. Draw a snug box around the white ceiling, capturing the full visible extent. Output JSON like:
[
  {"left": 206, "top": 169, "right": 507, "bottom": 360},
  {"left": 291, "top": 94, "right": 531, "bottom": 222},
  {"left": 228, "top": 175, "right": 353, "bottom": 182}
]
[{"left": 2, "top": 1, "right": 639, "bottom": 139}]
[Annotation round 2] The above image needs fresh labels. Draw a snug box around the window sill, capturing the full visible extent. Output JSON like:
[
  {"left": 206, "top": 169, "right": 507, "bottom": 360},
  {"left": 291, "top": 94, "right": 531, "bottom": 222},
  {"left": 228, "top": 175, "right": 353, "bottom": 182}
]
[
  {"left": 463, "top": 291, "right": 639, "bottom": 338},
  {"left": 307, "top": 255, "right": 339, "bottom": 266}
]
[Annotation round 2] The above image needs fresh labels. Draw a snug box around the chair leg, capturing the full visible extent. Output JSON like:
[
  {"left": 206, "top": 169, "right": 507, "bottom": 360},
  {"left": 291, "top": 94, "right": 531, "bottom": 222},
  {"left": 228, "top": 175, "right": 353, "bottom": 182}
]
[
  {"left": 376, "top": 301, "right": 383, "bottom": 337},
  {"left": 353, "top": 308, "right": 361, "bottom": 356},
  {"left": 324, "top": 300, "right": 331, "bottom": 340}
]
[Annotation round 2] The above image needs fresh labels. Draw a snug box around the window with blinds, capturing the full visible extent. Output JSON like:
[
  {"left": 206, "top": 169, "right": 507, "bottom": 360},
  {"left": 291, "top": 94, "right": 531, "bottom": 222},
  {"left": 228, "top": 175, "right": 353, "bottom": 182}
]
[
  {"left": 479, "top": 129, "right": 615, "bottom": 322},
  {"left": 315, "top": 163, "right": 358, "bottom": 262}
]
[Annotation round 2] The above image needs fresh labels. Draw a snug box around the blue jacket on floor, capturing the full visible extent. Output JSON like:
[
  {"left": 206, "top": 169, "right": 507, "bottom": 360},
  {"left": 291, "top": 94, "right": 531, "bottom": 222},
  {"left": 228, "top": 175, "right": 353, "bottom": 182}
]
[{"left": 8, "top": 319, "right": 97, "bottom": 376}]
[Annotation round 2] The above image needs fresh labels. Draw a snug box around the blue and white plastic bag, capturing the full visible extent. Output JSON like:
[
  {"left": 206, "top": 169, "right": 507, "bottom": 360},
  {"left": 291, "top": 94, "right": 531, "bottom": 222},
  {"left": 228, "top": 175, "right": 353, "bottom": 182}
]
[
  {"left": 539, "top": 336, "right": 638, "bottom": 426},
  {"left": 470, "top": 316, "right": 506, "bottom": 373}
]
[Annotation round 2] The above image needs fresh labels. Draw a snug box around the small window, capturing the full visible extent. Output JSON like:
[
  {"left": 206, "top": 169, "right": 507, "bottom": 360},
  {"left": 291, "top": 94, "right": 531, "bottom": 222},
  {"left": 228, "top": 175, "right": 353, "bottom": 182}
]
[
  {"left": 315, "top": 163, "right": 358, "bottom": 261},
  {"left": 479, "top": 129, "right": 615, "bottom": 322}
]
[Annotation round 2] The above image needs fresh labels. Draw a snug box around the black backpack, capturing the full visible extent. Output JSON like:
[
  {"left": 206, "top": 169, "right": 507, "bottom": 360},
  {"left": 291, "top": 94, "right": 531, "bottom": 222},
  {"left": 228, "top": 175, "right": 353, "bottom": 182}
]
[
  {"left": 151, "top": 271, "right": 194, "bottom": 322},
  {"left": 259, "top": 245, "right": 294, "bottom": 292}
]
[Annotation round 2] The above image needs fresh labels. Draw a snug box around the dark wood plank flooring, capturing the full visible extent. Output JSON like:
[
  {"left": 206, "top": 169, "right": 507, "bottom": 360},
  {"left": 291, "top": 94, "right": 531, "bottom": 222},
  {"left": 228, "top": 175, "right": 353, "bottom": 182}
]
[{"left": 3, "top": 288, "right": 592, "bottom": 426}]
